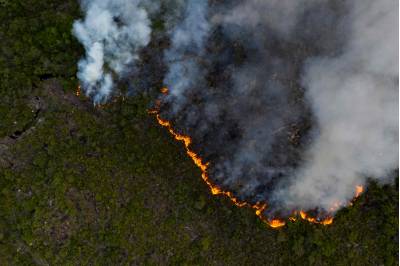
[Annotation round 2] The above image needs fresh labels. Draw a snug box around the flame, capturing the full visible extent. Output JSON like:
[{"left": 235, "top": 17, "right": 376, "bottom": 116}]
[
  {"left": 349, "top": 185, "right": 364, "bottom": 207},
  {"left": 161, "top": 87, "right": 169, "bottom": 94},
  {"left": 153, "top": 113, "right": 285, "bottom": 228},
  {"left": 76, "top": 85, "right": 81, "bottom": 96},
  {"left": 73, "top": 85, "right": 366, "bottom": 229},
  {"left": 299, "top": 211, "right": 333, "bottom": 225},
  {"left": 72, "top": 84, "right": 365, "bottom": 229},
  {"left": 151, "top": 107, "right": 365, "bottom": 229},
  {"left": 268, "top": 219, "right": 286, "bottom": 228},
  {"left": 321, "top": 217, "right": 334, "bottom": 225},
  {"left": 291, "top": 185, "right": 364, "bottom": 225},
  {"left": 73, "top": 84, "right": 365, "bottom": 229},
  {"left": 355, "top": 185, "right": 363, "bottom": 198}
]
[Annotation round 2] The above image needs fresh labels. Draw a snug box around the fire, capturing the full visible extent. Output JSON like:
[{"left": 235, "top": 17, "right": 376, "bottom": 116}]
[
  {"left": 74, "top": 84, "right": 367, "bottom": 229},
  {"left": 76, "top": 85, "right": 81, "bottom": 96},
  {"left": 349, "top": 185, "right": 364, "bottom": 207},
  {"left": 151, "top": 104, "right": 365, "bottom": 229},
  {"left": 153, "top": 113, "right": 285, "bottom": 228},
  {"left": 321, "top": 217, "right": 334, "bottom": 225},
  {"left": 268, "top": 219, "right": 286, "bottom": 228},
  {"left": 161, "top": 87, "right": 169, "bottom": 94},
  {"left": 299, "top": 211, "right": 333, "bottom": 225},
  {"left": 80, "top": 85, "right": 366, "bottom": 229},
  {"left": 288, "top": 185, "right": 364, "bottom": 225},
  {"left": 355, "top": 185, "right": 363, "bottom": 198}
]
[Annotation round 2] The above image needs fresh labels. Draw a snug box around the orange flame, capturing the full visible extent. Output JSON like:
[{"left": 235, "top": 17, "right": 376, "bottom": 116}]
[
  {"left": 268, "top": 219, "right": 286, "bottom": 228},
  {"left": 355, "top": 185, "right": 363, "bottom": 198},
  {"left": 76, "top": 85, "right": 81, "bottom": 96},
  {"left": 151, "top": 109, "right": 365, "bottom": 228},
  {"left": 349, "top": 185, "right": 364, "bottom": 207},
  {"left": 299, "top": 211, "right": 333, "bottom": 225},
  {"left": 291, "top": 185, "right": 364, "bottom": 225},
  {"left": 153, "top": 113, "right": 285, "bottom": 228},
  {"left": 77, "top": 84, "right": 365, "bottom": 229},
  {"left": 149, "top": 88, "right": 367, "bottom": 229},
  {"left": 161, "top": 87, "right": 169, "bottom": 94}
]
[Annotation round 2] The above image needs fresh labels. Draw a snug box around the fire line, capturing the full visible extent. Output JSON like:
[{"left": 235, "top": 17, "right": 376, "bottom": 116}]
[
  {"left": 148, "top": 88, "right": 364, "bottom": 228},
  {"left": 76, "top": 85, "right": 364, "bottom": 229},
  {"left": 150, "top": 111, "right": 286, "bottom": 228}
]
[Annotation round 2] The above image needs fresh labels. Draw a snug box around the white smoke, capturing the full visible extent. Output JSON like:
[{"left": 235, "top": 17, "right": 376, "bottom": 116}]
[
  {"left": 278, "top": 0, "right": 399, "bottom": 211},
  {"left": 212, "top": 0, "right": 328, "bottom": 37},
  {"left": 163, "top": 0, "right": 210, "bottom": 114},
  {"left": 73, "top": 0, "right": 153, "bottom": 103}
]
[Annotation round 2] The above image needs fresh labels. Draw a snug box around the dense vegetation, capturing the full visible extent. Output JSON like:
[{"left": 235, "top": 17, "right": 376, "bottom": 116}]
[{"left": 0, "top": 1, "right": 398, "bottom": 265}]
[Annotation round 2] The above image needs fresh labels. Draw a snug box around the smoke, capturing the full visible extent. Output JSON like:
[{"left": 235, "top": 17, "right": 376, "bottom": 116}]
[
  {"left": 73, "top": 0, "right": 154, "bottom": 103},
  {"left": 212, "top": 0, "right": 328, "bottom": 37},
  {"left": 276, "top": 0, "right": 399, "bottom": 211},
  {"left": 74, "top": 0, "right": 398, "bottom": 219},
  {"left": 159, "top": 0, "right": 398, "bottom": 217},
  {"left": 163, "top": 0, "right": 210, "bottom": 114}
]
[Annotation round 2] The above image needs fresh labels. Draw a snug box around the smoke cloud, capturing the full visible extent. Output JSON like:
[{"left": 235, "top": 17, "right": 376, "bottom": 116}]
[
  {"left": 277, "top": 0, "right": 399, "bottom": 211},
  {"left": 73, "top": 0, "right": 154, "bottom": 103},
  {"left": 159, "top": 0, "right": 398, "bottom": 217},
  {"left": 163, "top": 0, "right": 210, "bottom": 114},
  {"left": 74, "top": 0, "right": 398, "bottom": 219}
]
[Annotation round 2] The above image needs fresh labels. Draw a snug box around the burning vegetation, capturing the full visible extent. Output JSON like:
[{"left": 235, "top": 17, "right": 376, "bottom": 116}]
[
  {"left": 152, "top": 108, "right": 366, "bottom": 228},
  {"left": 150, "top": 110, "right": 287, "bottom": 228},
  {"left": 73, "top": 0, "right": 397, "bottom": 230},
  {"left": 149, "top": 88, "right": 365, "bottom": 228},
  {"left": 0, "top": 0, "right": 397, "bottom": 264}
]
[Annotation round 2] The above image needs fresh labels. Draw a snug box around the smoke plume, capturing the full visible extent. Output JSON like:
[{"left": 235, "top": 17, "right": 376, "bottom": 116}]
[
  {"left": 162, "top": 0, "right": 210, "bottom": 114},
  {"left": 73, "top": 0, "right": 154, "bottom": 103},
  {"left": 277, "top": 0, "right": 399, "bottom": 211},
  {"left": 74, "top": 0, "right": 398, "bottom": 220}
]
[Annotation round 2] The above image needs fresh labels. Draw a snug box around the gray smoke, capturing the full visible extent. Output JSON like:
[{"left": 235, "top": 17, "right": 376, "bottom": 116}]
[
  {"left": 276, "top": 0, "right": 398, "bottom": 211},
  {"left": 212, "top": 0, "right": 328, "bottom": 37},
  {"left": 73, "top": 0, "right": 154, "bottom": 103},
  {"left": 163, "top": 0, "right": 210, "bottom": 114},
  {"left": 160, "top": 0, "right": 398, "bottom": 217},
  {"left": 74, "top": 0, "right": 398, "bottom": 219}
]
